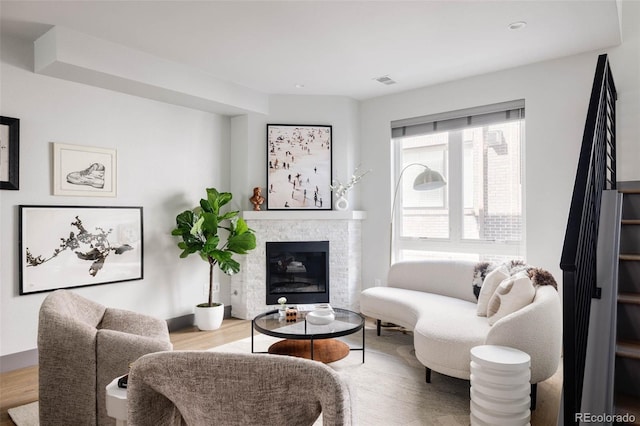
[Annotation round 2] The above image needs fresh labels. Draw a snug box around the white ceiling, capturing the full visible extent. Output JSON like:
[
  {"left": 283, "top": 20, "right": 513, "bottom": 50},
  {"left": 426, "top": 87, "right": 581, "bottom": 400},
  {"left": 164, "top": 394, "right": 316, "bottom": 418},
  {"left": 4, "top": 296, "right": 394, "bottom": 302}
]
[{"left": 0, "top": 0, "right": 622, "bottom": 100}]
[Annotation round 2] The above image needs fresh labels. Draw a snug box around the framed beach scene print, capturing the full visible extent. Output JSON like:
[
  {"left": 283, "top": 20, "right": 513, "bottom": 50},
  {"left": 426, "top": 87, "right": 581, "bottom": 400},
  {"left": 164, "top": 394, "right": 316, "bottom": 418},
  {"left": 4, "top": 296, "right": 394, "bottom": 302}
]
[
  {"left": 53, "top": 143, "right": 117, "bottom": 197},
  {"left": 266, "top": 124, "right": 332, "bottom": 210},
  {"left": 19, "top": 205, "right": 143, "bottom": 294}
]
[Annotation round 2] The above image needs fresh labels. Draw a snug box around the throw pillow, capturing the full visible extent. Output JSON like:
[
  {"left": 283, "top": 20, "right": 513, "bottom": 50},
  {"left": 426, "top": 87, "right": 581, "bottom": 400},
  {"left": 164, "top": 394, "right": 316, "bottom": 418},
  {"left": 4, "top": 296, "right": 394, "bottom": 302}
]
[
  {"left": 476, "top": 265, "right": 510, "bottom": 316},
  {"left": 487, "top": 271, "right": 536, "bottom": 326}
]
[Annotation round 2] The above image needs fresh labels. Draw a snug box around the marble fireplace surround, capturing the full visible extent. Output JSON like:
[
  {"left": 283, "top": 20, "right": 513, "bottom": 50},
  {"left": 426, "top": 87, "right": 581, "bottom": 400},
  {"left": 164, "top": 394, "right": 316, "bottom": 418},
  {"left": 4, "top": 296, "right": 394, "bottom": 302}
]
[{"left": 230, "top": 210, "right": 366, "bottom": 320}]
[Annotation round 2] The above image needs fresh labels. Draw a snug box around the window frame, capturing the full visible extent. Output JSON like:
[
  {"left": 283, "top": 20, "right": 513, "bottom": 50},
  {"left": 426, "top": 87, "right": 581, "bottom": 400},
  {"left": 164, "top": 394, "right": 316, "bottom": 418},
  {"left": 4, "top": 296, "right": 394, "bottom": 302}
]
[{"left": 391, "top": 102, "right": 526, "bottom": 263}]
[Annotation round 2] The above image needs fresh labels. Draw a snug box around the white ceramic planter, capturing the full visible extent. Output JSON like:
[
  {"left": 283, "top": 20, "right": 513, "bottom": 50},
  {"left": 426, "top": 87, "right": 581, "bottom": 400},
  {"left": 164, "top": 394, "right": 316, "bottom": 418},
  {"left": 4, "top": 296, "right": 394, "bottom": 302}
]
[{"left": 194, "top": 303, "right": 225, "bottom": 331}]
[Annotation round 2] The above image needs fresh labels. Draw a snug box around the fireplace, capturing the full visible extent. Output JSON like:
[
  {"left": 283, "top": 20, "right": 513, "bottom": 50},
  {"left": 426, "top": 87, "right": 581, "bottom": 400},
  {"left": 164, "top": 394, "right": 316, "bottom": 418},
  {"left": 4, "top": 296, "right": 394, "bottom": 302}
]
[
  {"left": 265, "top": 241, "right": 329, "bottom": 305},
  {"left": 230, "top": 211, "right": 364, "bottom": 320}
]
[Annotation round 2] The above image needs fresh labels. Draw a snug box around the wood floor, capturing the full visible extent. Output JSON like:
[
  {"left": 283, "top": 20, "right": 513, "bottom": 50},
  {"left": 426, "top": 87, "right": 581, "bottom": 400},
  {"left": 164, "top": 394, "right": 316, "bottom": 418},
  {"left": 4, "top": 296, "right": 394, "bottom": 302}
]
[{"left": 0, "top": 318, "right": 562, "bottom": 425}]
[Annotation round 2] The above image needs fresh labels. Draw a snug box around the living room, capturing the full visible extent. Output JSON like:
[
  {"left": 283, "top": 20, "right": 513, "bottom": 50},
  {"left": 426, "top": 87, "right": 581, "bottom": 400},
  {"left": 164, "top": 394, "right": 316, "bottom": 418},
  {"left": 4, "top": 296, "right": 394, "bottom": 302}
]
[{"left": 1, "top": 1, "right": 639, "bottom": 425}]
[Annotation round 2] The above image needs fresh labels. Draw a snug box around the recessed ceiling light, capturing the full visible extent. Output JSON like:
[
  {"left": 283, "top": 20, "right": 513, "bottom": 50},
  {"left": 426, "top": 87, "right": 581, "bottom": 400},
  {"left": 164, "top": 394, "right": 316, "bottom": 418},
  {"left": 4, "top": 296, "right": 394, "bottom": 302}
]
[
  {"left": 508, "top": 21, "right": 527, "bottom": 30},
  {"left": 295, "top": 84, "right": 305, "bottom": 89}
]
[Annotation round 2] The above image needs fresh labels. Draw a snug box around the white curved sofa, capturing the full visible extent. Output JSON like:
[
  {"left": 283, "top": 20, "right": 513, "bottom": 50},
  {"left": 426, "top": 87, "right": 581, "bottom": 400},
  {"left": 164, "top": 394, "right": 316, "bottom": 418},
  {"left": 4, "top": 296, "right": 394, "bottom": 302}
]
[{"left": 360, "top": 259, "right": 561, "bottom": 407}]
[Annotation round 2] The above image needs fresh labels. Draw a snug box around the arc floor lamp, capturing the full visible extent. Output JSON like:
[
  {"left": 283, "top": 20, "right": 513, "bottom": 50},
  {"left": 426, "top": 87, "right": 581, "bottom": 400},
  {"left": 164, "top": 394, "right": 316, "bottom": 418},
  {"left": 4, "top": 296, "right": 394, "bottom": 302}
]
[{"left": 390, "top": 163, "right": 447, "bottom": 264}]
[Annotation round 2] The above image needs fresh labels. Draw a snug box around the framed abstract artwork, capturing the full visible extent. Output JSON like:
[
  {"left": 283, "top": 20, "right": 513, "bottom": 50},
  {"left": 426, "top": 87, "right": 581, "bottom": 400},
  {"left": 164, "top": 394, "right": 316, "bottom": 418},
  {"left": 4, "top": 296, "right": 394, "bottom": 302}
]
[
  {"left": 266, "top": 124, "right": 332, "bottom": 210},
  {"left": 53, "top": 143, "right": 117, "bottom": 197},
  {"left": 19, "top": 205, "right": 143, "bottom": 294},
  {"left": 0, "top": 116, "right": 20, "bottom": 190}
]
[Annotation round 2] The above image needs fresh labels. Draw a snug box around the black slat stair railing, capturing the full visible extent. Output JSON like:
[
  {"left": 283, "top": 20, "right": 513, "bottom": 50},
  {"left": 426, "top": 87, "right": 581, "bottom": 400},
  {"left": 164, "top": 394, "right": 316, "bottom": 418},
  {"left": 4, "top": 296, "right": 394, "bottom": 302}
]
[{"left": 560, "top": 53, "right": 617, "bottom": 425}]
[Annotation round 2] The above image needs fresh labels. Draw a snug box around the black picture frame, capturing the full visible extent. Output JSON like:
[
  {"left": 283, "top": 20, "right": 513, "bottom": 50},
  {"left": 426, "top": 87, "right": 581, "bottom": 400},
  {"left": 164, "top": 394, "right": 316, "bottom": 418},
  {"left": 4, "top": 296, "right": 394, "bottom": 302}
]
[
  {"left": 19, "top": 205, "right": 144, "bottom": 295},
  {"left": 0, "top": 116, "right": 20, "bottom": 190},
  {"left": 266, "top": 124, "right": 332, "bottom": 210}
]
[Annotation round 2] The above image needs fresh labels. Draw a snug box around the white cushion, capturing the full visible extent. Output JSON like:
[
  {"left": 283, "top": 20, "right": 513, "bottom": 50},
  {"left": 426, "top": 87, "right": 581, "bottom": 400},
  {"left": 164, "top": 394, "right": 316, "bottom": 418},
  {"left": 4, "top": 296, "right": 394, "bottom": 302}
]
[
  {"left": 388, "top": 259, "right": 477, "bottom": 303},
  {"left": 414, "top": 302, "right": 490, "bottom": 380},
  {"left": 487, "top": 271, "right": 536, "bottom": 326},
  {"left": 476, "top": 265, "right": 510, "bottom": 317}
]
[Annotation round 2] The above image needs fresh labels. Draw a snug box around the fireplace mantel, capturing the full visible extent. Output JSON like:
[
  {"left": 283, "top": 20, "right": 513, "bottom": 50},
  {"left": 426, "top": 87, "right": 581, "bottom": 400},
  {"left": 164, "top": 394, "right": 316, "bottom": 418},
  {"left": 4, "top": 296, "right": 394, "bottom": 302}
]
[
  {"left": 231, "top": 211, "right": 365, "bottom": 320},
  {"left": 241, "top": 210, "right": 366, "bottom": 221}
]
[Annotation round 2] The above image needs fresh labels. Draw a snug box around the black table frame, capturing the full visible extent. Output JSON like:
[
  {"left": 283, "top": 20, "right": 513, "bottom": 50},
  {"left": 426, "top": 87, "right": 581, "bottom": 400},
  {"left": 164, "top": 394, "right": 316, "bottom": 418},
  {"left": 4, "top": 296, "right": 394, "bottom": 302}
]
[{"left": 251, "top": 308, "right": 366, "bottom": 362}]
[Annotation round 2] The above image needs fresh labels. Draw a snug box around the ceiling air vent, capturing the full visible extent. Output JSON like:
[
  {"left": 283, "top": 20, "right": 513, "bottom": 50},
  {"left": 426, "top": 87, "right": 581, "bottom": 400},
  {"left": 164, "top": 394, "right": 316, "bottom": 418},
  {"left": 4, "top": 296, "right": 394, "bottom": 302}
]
[{"left": 374, "top": 75, "right": 397, "bottom": 85}]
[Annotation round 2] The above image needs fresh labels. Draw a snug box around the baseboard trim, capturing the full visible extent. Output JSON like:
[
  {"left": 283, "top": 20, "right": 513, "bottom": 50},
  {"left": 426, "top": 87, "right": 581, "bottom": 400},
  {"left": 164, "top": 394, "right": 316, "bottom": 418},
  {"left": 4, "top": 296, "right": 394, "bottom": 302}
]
[
  {"left": 1, "top": 308, "right": 234, "bottom": 372},
  {"left": 0, "top": 348, "right": 38, "bottom": 373},
  {"left": 166, "top": 314, "right": 194, "bottom": 332},
  {"left": 618, "top": 180, "right": 640, "bottom": 190}
]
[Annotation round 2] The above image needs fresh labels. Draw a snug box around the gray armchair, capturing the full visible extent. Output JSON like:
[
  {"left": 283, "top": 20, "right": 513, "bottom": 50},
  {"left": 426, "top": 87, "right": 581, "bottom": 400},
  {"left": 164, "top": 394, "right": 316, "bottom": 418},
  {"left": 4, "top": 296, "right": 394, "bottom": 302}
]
[
  {"left": 127, "top": 351, "right": 356, "bottom": 426},
  {"left": 38, "top": 289, "right": 173, "bottom": 425}
]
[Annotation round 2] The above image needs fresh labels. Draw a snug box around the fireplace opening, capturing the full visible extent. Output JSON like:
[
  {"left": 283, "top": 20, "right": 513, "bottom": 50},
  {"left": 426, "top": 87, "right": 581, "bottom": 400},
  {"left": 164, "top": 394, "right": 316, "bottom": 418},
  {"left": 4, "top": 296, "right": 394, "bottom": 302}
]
[{"left": 265, "top": 241, "right": 329, "bottom": 305}]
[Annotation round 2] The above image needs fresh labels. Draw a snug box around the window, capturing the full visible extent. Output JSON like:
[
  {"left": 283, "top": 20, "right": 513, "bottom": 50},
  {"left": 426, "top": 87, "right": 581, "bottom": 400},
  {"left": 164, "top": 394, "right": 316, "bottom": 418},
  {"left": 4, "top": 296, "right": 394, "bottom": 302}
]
[{"left": 391, "top": 101, "right": 525, "bottom": 263}]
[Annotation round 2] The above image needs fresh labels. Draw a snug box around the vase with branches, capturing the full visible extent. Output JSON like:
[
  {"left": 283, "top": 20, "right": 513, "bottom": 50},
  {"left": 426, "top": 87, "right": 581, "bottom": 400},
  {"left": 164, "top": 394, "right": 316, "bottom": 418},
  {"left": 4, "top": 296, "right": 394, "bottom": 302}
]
[{"left": 329, "top": 165, "right": 371, "bottom": 210}]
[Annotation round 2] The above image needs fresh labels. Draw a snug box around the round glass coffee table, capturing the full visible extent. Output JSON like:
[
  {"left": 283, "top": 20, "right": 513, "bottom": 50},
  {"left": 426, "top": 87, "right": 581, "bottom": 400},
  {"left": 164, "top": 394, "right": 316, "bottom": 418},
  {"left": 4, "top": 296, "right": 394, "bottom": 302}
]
[{"left": 252, "top": 308, "right": 365, "bottom": 363}]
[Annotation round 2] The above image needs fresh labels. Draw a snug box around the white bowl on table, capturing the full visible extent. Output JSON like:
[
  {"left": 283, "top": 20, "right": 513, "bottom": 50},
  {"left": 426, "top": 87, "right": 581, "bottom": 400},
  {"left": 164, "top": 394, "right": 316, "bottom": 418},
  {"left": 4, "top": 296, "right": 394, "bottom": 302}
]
[{"left": 306, "top": 308, "right": 335, "bottom": 325}]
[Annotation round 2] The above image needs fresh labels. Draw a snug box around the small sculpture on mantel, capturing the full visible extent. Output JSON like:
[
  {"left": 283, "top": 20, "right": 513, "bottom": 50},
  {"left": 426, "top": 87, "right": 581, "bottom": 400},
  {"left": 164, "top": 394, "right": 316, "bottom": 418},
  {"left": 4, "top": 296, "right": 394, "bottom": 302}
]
[{"left": 249, "top": 187, "right": 265, "bottom": 211}]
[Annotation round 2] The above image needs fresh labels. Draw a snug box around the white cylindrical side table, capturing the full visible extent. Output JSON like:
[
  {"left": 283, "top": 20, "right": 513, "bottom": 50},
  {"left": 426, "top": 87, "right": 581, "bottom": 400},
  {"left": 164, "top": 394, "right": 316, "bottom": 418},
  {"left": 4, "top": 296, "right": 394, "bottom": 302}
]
[
  {"left": 106, "top": 376, "right": 128, "bottom": 426},
  {"left": 470, "top": 345, "right": 531, "bottom": 426}
]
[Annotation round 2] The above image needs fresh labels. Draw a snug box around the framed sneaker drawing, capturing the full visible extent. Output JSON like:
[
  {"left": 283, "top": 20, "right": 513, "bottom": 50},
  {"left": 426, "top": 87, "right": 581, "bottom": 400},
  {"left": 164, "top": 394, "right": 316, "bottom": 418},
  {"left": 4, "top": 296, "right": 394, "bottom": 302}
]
[{"left": 53, "top": 143, "right": 117, "bottom": 197}]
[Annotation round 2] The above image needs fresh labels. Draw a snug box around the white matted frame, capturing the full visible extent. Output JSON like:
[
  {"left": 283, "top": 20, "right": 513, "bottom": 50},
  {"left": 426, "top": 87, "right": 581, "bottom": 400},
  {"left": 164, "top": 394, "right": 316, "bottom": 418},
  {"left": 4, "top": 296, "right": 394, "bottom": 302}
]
[
  {"left": 19, "top": 205, "right": 143, "bottom": 294},
  {"left": 266, "top": 124, "right": 332, "bottom": 210},
  {"left": 53, "top": 143, "right": 117, "bottom": 196}
]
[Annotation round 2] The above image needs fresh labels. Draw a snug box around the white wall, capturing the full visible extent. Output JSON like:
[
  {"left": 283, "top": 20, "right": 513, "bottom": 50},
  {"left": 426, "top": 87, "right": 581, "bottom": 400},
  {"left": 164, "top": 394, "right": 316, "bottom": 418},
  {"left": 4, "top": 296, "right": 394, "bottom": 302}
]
[
  {"left": 230, "top": 95, "right": 361, "bottom": 212},
  {"left": 609, "top": 0, "right": 640, "bottom": 181},
  {"left": 1, "top": 2, "right": 637, "bottom": 359},
  {"left": 358, "top": 34, "right": 640, "bottom": 293},
  {"left": 0, "top": 35, "right": 230, "bottom": 356}
]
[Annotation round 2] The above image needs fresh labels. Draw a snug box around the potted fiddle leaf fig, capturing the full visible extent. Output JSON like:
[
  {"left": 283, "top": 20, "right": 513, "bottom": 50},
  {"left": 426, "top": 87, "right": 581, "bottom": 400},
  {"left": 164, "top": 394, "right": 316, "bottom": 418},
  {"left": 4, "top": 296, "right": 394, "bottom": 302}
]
[{"left": 171, "top": 188, "right": 256, "bottom": 330}]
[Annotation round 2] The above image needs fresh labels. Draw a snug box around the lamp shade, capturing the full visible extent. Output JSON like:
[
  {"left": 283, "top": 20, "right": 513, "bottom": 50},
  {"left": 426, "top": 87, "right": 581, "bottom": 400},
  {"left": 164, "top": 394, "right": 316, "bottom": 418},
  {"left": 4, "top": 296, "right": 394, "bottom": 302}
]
[{"left": 412, "top": 168, "right": 446, "bottom": 191}]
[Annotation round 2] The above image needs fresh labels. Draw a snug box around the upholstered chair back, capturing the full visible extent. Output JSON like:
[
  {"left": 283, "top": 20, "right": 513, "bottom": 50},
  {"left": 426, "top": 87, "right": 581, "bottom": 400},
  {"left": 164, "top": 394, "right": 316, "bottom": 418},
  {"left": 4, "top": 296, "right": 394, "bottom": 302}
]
[
  {"left": 127, "top": 351, "right": 356, "bottom": 426},
  {"left": 38, "top": 290, "right": 172, "bottom": 425}
]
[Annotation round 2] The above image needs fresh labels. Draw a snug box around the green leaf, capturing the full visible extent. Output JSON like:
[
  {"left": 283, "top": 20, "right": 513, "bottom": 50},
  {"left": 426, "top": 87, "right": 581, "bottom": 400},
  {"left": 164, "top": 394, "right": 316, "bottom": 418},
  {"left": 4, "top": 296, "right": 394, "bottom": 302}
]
[
  {"left": 235, "top": 217, "right": 249, "bottom": 235},
  {"left": 175, "top": 210, "right": 194, "bottom": 230},
  {"left": 180, "top": 248, "right": 195, "bottom": 258},
  {"left": 182, "top": 233, "right": 202, "bottom": 246},
  {"left": 227, "top": 232, "right": 256, "bottom": 254},
  {"left": 217, "top": 255, "right": 240, "bottom": 275},
  {"left": 217, "top": 192, "right": 232, "bottom": 208},
  {"left": 190, "top": 215, "right": 205, "bottom": 236},
  {"left": 203, "top": 235, "right": 220, "bottom": 254},
  {"left": 218, "top": 211, "right": 238, "bottom": 221},
  {"left": 206, "top": 188, "right": 221, "bottom": 214},
  {"left": 211, "top": 249, "right": 232, "bottom": 265},
  {"left": 201, "top": 212, "right": 219, "bottom": 235},
  {"left": 200, "top": 198, "right": 213, "bottom": 213}
]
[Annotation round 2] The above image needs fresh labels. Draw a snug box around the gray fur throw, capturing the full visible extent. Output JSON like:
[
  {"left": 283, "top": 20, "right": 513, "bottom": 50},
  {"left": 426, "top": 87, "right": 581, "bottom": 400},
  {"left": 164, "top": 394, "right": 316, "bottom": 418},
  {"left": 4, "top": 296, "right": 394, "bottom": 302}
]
[{"left": 472, "top": 260, "right": 557, "bottom": 299}]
